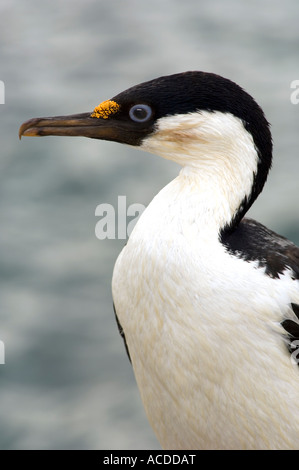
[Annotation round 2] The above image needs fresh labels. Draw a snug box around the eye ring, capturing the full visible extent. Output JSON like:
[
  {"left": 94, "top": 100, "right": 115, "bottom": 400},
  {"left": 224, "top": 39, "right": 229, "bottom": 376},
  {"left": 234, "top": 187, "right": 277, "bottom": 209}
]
[{"left": 129, "top": 104, "right": 152, "bottom": 123}]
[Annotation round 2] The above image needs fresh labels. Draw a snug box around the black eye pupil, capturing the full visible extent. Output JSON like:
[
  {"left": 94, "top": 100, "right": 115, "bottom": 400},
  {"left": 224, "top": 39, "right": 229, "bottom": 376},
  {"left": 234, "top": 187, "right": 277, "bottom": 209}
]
[
  {"left": 133, "top": 108, "right": 147, "bottom": 119},
  {"left": 129, "top": 104, "right": 152, "bottom": 122}
]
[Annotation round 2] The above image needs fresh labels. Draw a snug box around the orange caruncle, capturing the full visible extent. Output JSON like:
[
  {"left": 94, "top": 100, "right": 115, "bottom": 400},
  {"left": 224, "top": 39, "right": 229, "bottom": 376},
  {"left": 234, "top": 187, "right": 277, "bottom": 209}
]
[{"left": 91, "top": 100, "right": 120, "bottom": 119}]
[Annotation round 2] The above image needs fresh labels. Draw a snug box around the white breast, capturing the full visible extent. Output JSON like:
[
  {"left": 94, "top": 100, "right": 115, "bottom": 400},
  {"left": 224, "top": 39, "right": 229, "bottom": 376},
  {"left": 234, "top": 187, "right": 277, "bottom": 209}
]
[{"left": 112, "top": 171, "right": 299, "bottom": 449}]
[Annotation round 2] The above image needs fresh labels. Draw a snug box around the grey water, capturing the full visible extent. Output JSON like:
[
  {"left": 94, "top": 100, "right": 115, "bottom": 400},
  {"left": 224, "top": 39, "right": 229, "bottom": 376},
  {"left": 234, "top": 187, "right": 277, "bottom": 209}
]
[{"left": 0, "top": 0, "right": 298, "bottom": 449}]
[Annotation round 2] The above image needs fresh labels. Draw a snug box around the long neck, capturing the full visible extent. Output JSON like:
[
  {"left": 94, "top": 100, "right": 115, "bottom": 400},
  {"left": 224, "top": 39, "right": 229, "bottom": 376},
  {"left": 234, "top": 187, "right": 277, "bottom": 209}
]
[
  {"left": 177, "top": 167, "right": 248, "bottom": 234},
  {"left": 141, "top": 111, "right": 263, "bottom": 233},
  {"left": 133, "top": 167, "right": 249, "bottom": 253}
]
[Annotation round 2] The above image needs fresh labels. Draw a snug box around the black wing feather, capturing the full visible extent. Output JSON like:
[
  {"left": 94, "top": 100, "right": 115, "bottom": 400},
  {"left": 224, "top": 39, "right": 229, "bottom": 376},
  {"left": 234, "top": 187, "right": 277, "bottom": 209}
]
[
  {"left": 221, "top": 217, "right": 299, "bottom": 365},
  {"left": 221, "top": 217, "right": 299, "bottom": 280}
]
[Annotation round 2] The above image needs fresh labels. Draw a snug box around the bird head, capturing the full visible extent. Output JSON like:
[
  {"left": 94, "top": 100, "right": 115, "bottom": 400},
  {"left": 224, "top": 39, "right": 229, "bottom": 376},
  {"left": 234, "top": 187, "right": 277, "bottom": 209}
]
[{"left": 19, "top": 71, "right": 273, "bottom": 227}]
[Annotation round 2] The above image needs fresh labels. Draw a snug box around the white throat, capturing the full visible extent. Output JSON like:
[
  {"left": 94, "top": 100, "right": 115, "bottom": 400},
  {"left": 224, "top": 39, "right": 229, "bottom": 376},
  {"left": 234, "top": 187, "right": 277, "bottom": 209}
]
[{"left": 140, "top": 111, "right": 259, "bottom": 230}]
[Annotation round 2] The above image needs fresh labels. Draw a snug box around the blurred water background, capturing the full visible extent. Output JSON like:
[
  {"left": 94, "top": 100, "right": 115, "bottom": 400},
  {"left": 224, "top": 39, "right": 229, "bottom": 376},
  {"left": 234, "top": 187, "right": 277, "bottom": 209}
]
[{"left": 0, "top": 0, "right": 298, "bottom": 449}]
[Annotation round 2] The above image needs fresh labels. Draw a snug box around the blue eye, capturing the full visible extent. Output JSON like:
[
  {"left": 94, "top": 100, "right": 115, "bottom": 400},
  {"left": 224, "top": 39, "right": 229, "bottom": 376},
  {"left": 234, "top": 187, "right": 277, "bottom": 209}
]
[{"left": 129, "top": 104, "right": 152, "bottom": 122}]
